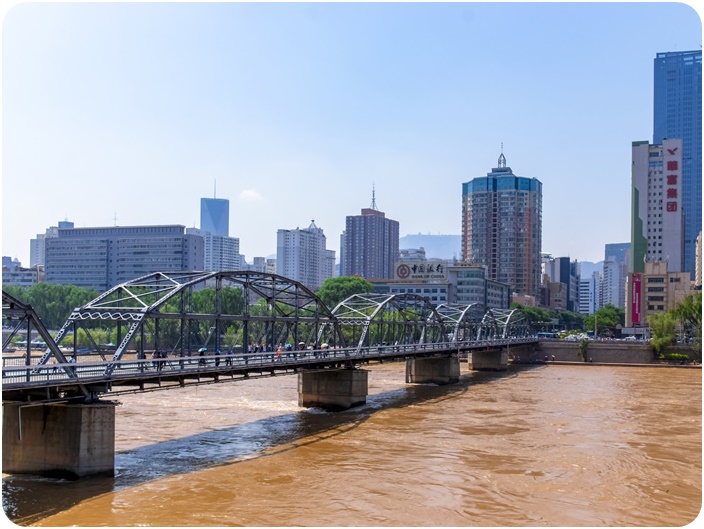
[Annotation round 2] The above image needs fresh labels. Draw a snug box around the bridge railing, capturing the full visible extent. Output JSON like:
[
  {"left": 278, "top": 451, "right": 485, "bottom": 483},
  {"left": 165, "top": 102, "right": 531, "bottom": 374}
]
[{"left": 2, "top": 338, "right": 537, "bottom": 389}]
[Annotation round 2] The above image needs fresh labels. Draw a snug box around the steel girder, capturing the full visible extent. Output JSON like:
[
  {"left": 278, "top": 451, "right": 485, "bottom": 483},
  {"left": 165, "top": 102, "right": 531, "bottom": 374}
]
[
  {"left": 32, "top": 271, "right": 342, "bottom": 376},
  {"left": 2, "top": 291, "right": 90, "bottom": 398},
  {"left": 432, "top": 303, "right": 486, "bottom": 342},
  {"left": 327, "top": 292, "right": 445, "bottom": 351},
  {"left": 479, "top": 307, "right": 531, "bottom": 339}
]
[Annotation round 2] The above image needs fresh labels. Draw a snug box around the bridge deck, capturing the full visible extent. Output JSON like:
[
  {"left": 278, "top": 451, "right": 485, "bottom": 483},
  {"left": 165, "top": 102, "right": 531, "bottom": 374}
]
[{"left": 2, "top": 339, "right": 537, "bottom": 402}]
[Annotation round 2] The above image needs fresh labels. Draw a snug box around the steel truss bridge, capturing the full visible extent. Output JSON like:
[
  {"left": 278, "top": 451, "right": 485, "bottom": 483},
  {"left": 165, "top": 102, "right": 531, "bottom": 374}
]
[{"left": 2, "top": 271, "right": 536, "bottom": 404}]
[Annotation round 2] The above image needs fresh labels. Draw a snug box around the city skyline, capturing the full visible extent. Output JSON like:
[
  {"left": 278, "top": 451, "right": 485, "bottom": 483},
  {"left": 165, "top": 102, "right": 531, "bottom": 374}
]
[{"left": 3, "top": 2, "right": 702, "bottom": 266}]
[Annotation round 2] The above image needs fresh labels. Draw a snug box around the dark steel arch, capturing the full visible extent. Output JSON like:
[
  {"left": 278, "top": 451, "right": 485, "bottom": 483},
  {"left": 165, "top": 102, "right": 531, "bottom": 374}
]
[
  {"left": 327, "top": 292, "right": 445, "bottom": 351},
  {"left": 37, "top": 271, "right": 343, "bottom": 376},
  {"left": 2, "top": 291, "right": 91, "bottom": 397},
  {"left": 432, "top": 303, "right": 486, "bottom": 342},
  {"left": 479, "top": 307, "right": 531, "bottom": 339}
]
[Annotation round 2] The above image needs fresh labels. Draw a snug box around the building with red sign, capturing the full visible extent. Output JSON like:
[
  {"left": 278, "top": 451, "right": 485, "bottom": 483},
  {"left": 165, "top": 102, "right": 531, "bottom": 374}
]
[{"left": 630, "top": 138, "right": 683, "bottom": 273}]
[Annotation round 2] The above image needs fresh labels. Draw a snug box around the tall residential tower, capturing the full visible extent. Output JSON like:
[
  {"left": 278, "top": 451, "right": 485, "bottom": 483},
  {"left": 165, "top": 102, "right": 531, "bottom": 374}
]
[
  {"left": 341, "top": 189, "right": 399, "bottom": 280},
  {"left": 461, "top": 152, "right": 542, "bottom": 298},
  {"left": 277, "top": 220, "right": 334, "bottom": 291}
]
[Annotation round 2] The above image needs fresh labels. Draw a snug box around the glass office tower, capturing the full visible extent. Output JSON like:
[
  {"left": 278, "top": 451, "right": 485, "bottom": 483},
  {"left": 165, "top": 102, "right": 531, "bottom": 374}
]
[
  {"left": 200, "top": 198, "right": 230, "bottom": 237},
  {"left": 653, "top": 50, "right": 702, "bottom": 279}
]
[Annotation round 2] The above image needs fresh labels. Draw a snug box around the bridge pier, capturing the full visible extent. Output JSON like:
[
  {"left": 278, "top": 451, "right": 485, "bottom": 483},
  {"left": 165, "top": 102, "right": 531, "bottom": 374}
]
[
  {"left": 2, "top": 401, "right": 116, "bottom": 479},
  {"left": 405, "top": 356, "right": 460, "bottom": 384},
  {"left": 467, "top": 348, "right": 509, "bottom": 371},
  {"left": 298, "top": 368, "right": 368, "bottom": 411}
]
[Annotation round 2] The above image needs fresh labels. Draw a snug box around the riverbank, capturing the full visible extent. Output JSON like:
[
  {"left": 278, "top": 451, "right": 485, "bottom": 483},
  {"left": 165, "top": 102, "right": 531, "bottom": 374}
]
[
  {"left": 512, "top": 359, "right": 701, "bottom": 368},
  {"left": 527, "top": 340, "right": 701, "bottom": 366}
]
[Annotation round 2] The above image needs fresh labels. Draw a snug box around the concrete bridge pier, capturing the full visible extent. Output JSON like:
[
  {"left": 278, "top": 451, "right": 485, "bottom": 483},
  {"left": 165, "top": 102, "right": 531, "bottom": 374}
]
[
  {"left": 468, "top": 348, "right": 509, "bottom": 371},
  {"left": 298, "top": 368, "right": 369, "bottom": 411},
  {"left": 2, "top": 401, "right": 117, "bottom": 479},
  {"left": 405, "top": 356, "right": 460, "bottom": 384}
]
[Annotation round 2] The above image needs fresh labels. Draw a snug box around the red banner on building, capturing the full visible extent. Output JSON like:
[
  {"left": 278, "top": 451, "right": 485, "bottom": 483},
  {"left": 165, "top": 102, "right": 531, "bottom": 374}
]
[{"left": 631, "top": 273, "right": 642, "bottom": 325}]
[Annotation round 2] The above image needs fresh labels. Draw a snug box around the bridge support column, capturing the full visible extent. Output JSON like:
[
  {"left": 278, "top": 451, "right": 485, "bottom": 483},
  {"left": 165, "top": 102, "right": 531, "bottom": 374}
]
[
  {"left": 2, "top": 401, "right": 116, "bottom": 479},
  {"left": 298, "top": 369, "right": 368, "bottom": 411},
  {"left": 468, "top": 349, "right": 509, "bottom": 371},
  {"left": 405, "top": 357, "right": 460, "bottom": 384}
]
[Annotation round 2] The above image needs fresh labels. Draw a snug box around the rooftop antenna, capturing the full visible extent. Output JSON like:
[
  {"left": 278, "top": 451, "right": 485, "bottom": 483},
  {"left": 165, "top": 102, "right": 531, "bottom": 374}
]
[
  {"left": 498, "top": 142, "right": 506, "bottom": 168},
  {"left": 214, "top": 179, "right": 217, "bottom": 199},
  {"left": 113, "top": 211, "right": 118, "bottom": 226},
  {"left": 370, "top": 183, "right": 378, "bottom": 210}
]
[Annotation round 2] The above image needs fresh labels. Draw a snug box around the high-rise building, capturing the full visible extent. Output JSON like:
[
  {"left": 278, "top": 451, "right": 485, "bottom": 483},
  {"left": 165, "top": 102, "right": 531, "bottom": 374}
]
[
  {"left": 578, "top": 270, "right": 601, "bottom": 315},
  {"left": 605, "top": 242, "right": 630, "bottom": 266},
  {"left": 542, "top": 256, "right": 579, "bottom": 312},
  {"left": 342, "top": 190, "right": 399, "bottom": 280},
  {"left": 30, "top": 220, "right": 74, "bottom": 267},
  {"left": 45, "top": 225, "right": 204, "bottom": 291},
  {"left": 603, "top": 242, "right": 629, "bottom": 310},
  {"left": 276, "top": 220, "right": 333, "bottom": 291},
  {"left": 602, "top": 260, "right": 627, "bottom": 309},
  {"left": 631, "top": 138, "right": 684, "bottom": 272},
  {"left": 186, "top": 228, "right": 241, "bottom": 272},
  {"left": 196, "top": 197, "right": 241, "bottom": 271},
  {"left": 653, "top": 50, "right": 702, "bottom": 279},
  {"left": 462, "top": 152, "right": 542, "bottom": 298},
  {"left": 200, "top": 197, "right": 229, "bottom": 237}
]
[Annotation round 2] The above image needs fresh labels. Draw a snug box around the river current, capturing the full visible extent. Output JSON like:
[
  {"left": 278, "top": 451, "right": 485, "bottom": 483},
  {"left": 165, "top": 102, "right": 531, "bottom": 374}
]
[{"left": 2, "top": 362, "right": 701, "bottom": 526}]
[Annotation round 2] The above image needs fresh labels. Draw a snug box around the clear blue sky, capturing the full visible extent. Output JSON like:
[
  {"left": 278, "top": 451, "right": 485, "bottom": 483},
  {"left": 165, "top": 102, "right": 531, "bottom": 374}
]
[{"left": 2, "top": 1, "right": 702, "bottom": 266}]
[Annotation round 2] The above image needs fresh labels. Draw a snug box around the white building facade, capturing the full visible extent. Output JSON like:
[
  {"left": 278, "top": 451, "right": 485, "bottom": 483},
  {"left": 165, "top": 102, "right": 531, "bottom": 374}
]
[
  {"left": 276, "top": 221, "right": 333, "bottom": 291},
  {"left": 186, "top": 228, "right": 242, "bottom": 271},
  {"left": 578, "top": 271, "right": 602, "bottom": 315},
  {"left": 602, "top": 259, "right": 627, "bottom": 309},
  {"left": 631, "top": 138, "right": 684, "bottom": 272}
]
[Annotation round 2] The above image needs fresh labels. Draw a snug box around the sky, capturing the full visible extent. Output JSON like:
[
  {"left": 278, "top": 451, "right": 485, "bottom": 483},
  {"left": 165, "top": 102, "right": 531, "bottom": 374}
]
[{"left": 2, "top": 1, "right": 702, "bottom": 266}]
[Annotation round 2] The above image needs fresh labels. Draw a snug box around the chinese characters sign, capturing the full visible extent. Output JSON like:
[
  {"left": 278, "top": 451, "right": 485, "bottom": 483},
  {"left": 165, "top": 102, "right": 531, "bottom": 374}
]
[
  {"left": 664, "top": 146, "right": 681, "bottom": 215},
  {"left": 631, "top": 273, "right": 641, "bottom": 325},
  {"left": 395, "top": 262, "right": 447, "bottom": 281}
]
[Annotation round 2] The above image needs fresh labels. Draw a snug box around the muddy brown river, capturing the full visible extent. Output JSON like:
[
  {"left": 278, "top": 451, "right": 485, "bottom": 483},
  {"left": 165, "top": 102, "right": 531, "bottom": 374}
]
[{"left": 2, "top": 362, "right": 701, "bottom": 526}]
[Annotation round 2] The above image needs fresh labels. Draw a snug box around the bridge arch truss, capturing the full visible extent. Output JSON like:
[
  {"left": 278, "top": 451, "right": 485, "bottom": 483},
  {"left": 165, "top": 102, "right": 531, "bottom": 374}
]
[
  {"left": 478, "top": 307, "right": 533, "bottom": 340},
  {"left": 432, "top": 303, "right": 486, "bottom": 342},
  {"left": 324, "top": 293, "right": 447, "bottom": 351},
  {"left": 38, "top": 271, "right": 343, "bottom": 375}
]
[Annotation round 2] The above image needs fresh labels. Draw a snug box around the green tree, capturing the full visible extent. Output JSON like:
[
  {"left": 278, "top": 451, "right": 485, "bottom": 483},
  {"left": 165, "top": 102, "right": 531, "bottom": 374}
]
[
  {"left": 316, "top": 276, "right": 374, "bottom": 310},
  {"left": 584, "top": 304, "right": 624, "bottom": 336},
  {"left": 672, "top": 292, "right": 702, "bottom": 347},
  {"left": 510, "top": 303, "right": 558, "bottom": 333},
  {"left": 557, "top": 310, "right": 585, "bottom": 331},
  {"left": 649, "top": 312, "right": 677, "bottom": 356},
  {"left": 3, "top": 283, "right": 99, "bottom": 329}
]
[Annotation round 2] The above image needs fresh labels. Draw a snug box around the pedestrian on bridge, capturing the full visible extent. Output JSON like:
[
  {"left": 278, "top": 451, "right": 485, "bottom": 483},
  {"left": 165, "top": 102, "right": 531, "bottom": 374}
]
[{"left": 215, "top": 349, "right": 221, "bottom": 366}]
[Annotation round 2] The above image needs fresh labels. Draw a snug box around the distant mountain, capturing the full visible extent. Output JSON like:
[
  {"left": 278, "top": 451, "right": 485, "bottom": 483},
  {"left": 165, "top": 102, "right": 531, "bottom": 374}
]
[{"left": 399, "top": 234, "right": 461, "bottom": 260}]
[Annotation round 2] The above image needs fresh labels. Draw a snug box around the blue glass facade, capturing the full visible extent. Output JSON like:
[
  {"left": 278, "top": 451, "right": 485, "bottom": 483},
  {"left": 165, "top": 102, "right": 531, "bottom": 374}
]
[
  {"left": 461, "top": 158, "right": 542, "bottom": 298},
  {"left": 200, "top": 198, "right": 230, "bottom": 237},
  {"left": 653, "top": 50, "right": 702, "bottom": 278}
]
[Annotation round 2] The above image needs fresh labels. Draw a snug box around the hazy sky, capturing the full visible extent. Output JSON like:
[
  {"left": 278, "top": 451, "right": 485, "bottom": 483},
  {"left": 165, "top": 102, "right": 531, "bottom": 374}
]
[{"left": 2, "top": 1, "right": 702, "bottom": 266}]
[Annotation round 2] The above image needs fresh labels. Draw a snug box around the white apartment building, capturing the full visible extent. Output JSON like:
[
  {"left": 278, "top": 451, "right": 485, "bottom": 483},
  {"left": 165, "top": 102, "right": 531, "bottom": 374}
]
[
  {"left": 186, "top": 228, "right": 242, "bottom": 272},
  {"left": 631, "top": 138, "right": 684, "bottom": 272},
  {"left": 578, "top": 271, "right": 601, "bottom": 315},
  {"left": 602, "top": 260, "right": 627, "bottom": 309},
  {"left": 276, "top": 220, "right": 333, "bottom": 291}
]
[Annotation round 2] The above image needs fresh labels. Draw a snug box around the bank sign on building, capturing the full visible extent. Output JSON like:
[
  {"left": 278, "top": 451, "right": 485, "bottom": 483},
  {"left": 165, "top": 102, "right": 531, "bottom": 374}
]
[{"left": 395, "top": 262, "right": 446, "bottom": 281}]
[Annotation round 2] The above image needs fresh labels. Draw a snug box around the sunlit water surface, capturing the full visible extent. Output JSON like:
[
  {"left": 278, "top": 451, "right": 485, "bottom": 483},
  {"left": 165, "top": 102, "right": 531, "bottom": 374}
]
[{"left": 2, "top": 363, "right": 701, "bottom": 526}]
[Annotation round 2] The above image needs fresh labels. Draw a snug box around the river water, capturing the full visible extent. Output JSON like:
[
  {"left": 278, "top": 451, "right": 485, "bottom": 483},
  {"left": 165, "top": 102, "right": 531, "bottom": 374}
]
[{"left": 2, "top": 362, "right": 701, "bottom": 526}]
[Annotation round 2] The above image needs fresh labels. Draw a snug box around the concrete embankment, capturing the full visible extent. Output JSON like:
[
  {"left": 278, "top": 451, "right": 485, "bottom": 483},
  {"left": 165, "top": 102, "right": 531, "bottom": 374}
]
[{"left": 511, "top": 340, "right": 701, "bottom": 367}]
